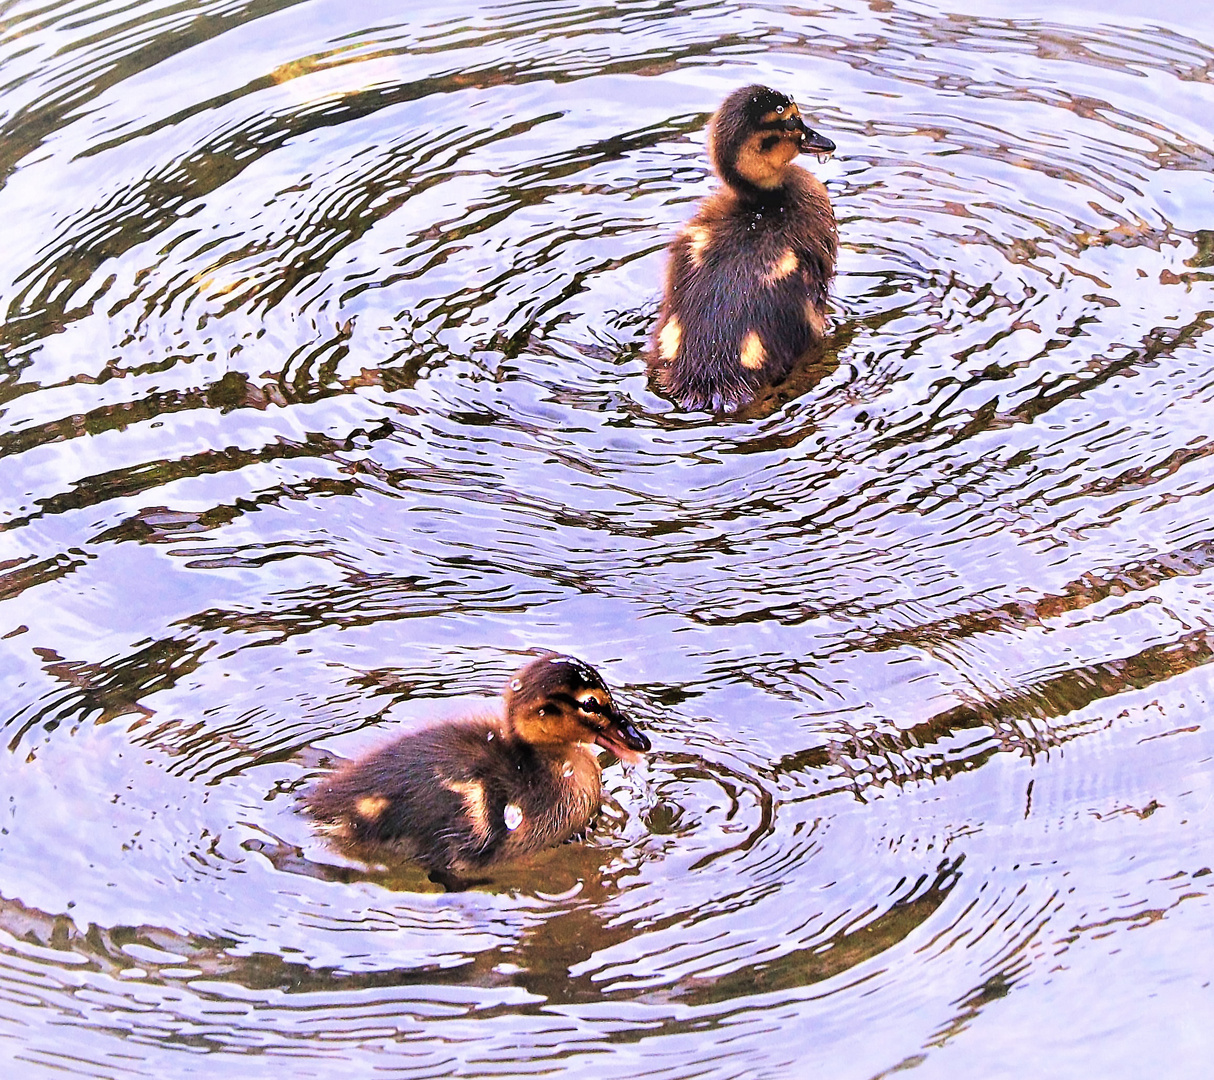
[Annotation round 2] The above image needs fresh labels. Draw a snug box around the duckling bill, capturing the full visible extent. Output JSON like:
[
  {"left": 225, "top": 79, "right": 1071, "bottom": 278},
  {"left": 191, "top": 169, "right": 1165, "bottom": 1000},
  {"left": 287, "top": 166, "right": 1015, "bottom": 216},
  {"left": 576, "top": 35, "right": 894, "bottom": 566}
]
[
  {"left": 650, "top": 84, "right": 838, "bottom": 412},
  {"left": 306, "top": 655, "right": 650, "bottom": 880}
]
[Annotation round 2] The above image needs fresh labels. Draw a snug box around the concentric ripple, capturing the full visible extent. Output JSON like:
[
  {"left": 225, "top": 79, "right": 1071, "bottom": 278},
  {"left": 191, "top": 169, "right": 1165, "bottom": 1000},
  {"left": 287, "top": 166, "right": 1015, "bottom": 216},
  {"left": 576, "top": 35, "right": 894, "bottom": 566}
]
[{"left": 2, "top": 0, "right": 1214, "bottom": 1077}]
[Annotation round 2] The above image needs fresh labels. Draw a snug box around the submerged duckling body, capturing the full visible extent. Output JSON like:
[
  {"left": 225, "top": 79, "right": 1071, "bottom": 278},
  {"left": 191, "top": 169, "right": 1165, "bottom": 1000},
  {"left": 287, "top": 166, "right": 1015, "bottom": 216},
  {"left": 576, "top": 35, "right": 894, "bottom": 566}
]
[
  {"left": 650, "top": 84, "right": 838, "bottom": 411},
  {"left": 306, "top": 655, "right": 650, "bottom": 879}
]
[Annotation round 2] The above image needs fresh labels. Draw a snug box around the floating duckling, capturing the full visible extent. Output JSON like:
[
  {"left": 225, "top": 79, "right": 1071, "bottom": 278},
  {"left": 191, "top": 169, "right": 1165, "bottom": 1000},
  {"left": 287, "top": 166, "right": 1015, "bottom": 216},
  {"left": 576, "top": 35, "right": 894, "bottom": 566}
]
[
  {"left": 306, "top": 654, "right": 651, "bottom": 881},
  {"left": 649, "top": 84, "right": 838, "bottom": 411}
]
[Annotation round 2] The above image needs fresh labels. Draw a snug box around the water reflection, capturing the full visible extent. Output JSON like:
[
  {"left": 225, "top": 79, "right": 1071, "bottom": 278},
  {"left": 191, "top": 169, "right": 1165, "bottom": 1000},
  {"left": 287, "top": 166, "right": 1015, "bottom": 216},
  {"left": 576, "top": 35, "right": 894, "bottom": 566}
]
[{"left": 2, "top": 0, "right": 1214, "bottom": 1076}]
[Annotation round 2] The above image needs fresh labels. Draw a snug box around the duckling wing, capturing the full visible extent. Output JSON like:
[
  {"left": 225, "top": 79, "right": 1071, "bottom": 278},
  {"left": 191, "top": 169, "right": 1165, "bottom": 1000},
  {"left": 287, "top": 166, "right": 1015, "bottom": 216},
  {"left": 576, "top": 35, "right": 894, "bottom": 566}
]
[
  {"left": 307, "top": 719, "right": 602, "bottom": 872},
  {"left": 653, "top": 220, "right": 827, "bottom": 410},
  {"left": 307, "top": 719, "right": 505, "bottom": 871}
]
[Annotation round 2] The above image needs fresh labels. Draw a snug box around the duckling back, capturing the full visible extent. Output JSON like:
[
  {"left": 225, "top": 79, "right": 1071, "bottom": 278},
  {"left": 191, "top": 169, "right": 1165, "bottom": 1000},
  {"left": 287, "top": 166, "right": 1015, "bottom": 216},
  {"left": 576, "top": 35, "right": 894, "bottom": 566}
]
[
  {"left": 649, "top": 86, "right": 838, "bottom": 412},
  {"left": 307, "top": 717, "right": 603, "bottom": 876}
]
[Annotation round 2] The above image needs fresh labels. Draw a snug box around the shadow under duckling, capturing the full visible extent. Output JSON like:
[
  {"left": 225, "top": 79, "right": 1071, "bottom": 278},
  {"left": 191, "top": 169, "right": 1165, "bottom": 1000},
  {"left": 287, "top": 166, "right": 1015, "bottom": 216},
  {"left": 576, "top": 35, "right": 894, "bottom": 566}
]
[
  {"left": 649, "top": 84, "right": 838, "bottom": 412},
  {"left": 306, "top": 654, "right": 651, "bottom": 886}
]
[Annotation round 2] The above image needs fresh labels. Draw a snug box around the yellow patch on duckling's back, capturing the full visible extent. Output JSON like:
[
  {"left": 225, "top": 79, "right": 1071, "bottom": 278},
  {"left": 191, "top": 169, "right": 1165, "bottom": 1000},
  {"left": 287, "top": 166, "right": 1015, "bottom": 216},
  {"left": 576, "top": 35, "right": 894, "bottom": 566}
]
[
  {"left": 763, "top": 248, "right": 799, "bottom": 284},
  {"left": 355, "top": 795, "right": 390, "bottom": 821},
  {"left": 686, "top": 226, "right": 711, "bottom": 267},
  {"left": 658, "top": 314, "right": 682, "bottom": 364},
  {"left": 760, "top": 104, "right": 801, "bottom": 126},
  {"left": 740, "top": 330, "right": 766, "bottom": 370},
  {"left": 804, "top": 298, "right": 827, "bottom": 337},
  {"left": 442, "top": 777, "right": 491, "bottom": 842}
]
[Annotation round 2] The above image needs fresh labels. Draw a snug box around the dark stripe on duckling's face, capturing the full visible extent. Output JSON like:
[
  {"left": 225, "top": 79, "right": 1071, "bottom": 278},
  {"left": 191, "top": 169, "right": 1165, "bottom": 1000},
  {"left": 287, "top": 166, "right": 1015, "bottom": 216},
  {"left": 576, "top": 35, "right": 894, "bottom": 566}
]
[
  {"left": 734, "top": 130, "right": 802, "bottom": 190},
  {"left": 735, "top": 104, "right": 817, "bottom": 189},
  {"left": 532, "top": 688, "right": 651, "bottom": 755},
  {"left": 754, "top": 104, "right": 803, "bottom": 147},
  {"left": 710, "top": 84, "right": 836, "bottom": 192},
  {"left": 505, "top": 654, "right": 651, "bottom": 756},
  {"left": 756, "top": 109, "right": 834, "bottom": 154},
  {"left": 562, "top": 689, "right": 651, "bottom": 756}
]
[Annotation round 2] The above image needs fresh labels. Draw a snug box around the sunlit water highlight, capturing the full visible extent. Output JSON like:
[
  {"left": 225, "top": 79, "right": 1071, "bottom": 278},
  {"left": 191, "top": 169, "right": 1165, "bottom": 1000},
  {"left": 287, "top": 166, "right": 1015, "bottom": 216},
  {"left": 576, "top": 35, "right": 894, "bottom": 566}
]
[{"left": 2, "top": 0, "right": 1214, "bottom": 1076}]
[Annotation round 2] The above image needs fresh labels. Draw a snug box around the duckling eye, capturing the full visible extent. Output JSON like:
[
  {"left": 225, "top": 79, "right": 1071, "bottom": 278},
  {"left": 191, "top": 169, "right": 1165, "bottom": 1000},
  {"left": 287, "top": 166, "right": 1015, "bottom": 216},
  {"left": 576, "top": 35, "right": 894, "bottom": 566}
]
[
  {"left": 577, "top": 696, "right": 605, "bottom": 715},
  {"left": 776, "top": 105, "right": 784, "bottom": 114}
]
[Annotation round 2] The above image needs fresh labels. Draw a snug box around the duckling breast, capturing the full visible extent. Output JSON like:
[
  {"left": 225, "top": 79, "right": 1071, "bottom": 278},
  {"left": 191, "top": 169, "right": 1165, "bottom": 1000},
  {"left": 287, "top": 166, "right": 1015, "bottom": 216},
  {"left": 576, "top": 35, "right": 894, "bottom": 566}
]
[{"left": 494, "top": 744, "right": 603, "bottom": 857}]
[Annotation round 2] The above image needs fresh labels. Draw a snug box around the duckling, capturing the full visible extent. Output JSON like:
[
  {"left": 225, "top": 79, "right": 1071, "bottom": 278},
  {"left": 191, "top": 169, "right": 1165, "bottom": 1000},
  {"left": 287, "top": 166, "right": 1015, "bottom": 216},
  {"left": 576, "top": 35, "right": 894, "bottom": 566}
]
[
  {"left": 306, "top": 654, "right": 651, "bottom": 881},
  {"left": 649, "top": 84, "right": 838, "bottom": 411}
]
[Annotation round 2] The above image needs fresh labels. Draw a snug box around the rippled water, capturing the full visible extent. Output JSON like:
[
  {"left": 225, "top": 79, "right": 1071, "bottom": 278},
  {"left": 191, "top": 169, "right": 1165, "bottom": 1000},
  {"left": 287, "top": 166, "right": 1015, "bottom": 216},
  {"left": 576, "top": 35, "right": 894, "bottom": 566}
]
[{"left": 3, "top": 0, "right": 1214, "bottom": 1075}]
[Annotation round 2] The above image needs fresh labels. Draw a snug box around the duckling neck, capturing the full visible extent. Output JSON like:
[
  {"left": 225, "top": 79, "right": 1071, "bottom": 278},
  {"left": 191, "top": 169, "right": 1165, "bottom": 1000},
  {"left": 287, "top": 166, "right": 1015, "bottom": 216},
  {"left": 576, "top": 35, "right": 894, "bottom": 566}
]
[
  {"left": 505, "top": 731, "right": 601, "bottom": 786},
  {"left": 726, "top": 178, "right": 794, "bottom": 215}
]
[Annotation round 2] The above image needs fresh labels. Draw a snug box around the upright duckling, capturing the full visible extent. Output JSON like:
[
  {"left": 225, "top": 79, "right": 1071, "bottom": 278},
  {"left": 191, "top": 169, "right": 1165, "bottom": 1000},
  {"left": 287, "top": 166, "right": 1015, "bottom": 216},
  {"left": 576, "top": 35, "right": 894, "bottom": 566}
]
[
  {"left": 306, "top": 655, "right": 650, "bottom": 880},
  {"left": 649, "top": 85, "right": 838, "bottom": 411}
]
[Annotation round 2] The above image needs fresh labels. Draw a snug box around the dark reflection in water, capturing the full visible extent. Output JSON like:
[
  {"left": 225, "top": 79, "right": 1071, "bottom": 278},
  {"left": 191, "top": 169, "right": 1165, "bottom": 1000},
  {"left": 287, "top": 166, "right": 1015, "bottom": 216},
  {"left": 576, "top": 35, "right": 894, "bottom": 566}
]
[{"left": 2, "top": 0, "right": 1214, "bottom": 1077}]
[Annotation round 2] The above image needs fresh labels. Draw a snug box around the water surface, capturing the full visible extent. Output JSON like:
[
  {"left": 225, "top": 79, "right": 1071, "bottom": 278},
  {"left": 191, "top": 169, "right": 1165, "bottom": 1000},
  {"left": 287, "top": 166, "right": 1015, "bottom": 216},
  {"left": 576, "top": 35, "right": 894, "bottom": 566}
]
[{"left": 2, "top": 0, "right": 1214, "bottom": 1076}]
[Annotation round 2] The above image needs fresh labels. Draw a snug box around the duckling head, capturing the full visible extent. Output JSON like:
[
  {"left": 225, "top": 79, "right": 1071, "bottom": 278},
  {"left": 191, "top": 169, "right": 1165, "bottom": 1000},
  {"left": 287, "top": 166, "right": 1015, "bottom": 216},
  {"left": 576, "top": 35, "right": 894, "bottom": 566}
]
[
  {"left": 708, "top": 84, "right": 835, "bottom": 197},
  {"left": 505, "top": 654, "right": 651, "bottom": 762}
]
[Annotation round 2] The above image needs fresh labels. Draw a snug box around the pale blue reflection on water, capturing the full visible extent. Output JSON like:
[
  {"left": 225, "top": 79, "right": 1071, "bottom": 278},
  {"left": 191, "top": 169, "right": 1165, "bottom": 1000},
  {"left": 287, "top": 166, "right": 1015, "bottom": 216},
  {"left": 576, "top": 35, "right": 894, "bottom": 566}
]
[{"left": 1, "top": 0, "right": 1214, "bottom": 1076}]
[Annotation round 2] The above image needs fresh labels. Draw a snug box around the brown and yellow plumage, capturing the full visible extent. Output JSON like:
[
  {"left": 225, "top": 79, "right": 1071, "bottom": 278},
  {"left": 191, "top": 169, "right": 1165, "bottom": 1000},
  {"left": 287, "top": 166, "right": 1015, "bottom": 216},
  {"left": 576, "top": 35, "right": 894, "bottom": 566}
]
[
  {"left": 650, "top": 85, "right": 838, "bottom": 411},
  {"left": 306, "top": 655, "right": 650, "bottom": 883}
]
